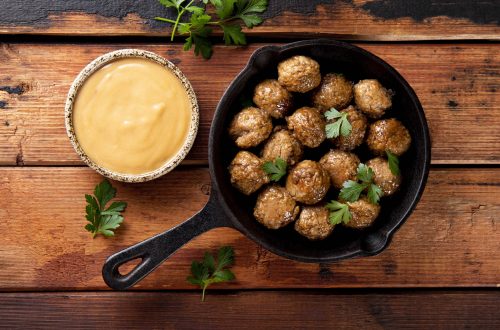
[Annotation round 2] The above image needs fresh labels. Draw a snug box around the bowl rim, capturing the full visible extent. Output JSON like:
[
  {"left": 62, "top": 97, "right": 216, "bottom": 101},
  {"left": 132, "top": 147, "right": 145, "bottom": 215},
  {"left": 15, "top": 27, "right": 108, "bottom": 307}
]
[{"left": 65, "top": 49, "right": 199, "bottom": 183}]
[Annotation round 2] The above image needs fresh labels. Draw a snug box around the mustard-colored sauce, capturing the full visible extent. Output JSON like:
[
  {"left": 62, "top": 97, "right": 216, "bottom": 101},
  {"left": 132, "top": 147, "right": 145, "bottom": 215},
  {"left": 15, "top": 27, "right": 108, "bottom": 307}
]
[{"left": 73, "top": 58, "right": 192, "bottom": 175}]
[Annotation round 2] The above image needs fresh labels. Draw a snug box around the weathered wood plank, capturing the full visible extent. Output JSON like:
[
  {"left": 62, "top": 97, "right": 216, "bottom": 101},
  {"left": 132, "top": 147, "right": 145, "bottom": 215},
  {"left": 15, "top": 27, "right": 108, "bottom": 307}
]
[
  {"left": 0, "top": 167, "right": 498, "bottom": 290},
  {"left": 1, "top": 291, "right": 499, "bottom": 329},
  {"left": 0, "top": 1, "right": 498, "bottom": 40},
  {"left": 0, "top": 43, "right": 499, "bottom": 165}
]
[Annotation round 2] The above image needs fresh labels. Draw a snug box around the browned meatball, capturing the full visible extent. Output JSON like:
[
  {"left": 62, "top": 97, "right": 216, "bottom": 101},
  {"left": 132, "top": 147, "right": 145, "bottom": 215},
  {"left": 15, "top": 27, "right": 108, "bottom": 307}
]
[
  {"left": 278, "top": 55, "right": 321, "bottom": 93},
  {"left": 366, "top": 157, "right": 401, "bottom": 196},
  {"left": 294, "top": 205, "right": 334, "bottom": 240},
  {"left": 330, "top": 105, "right": 367, "bottom": 151},
  {"left": 286, "top": 160, "right": 330, "bottom": 204},
  {"left": 229, "top": 107, "right": 272, "bottom": 148},
  {"left": 366, "top": 118, "right": 411, "bottom": 156},
  {"left": 353, "top": 79, "right": 392, "bottom": 118},
  {"left": 312, "top": 73, "right": 353, "bottom": 112},
  {"left": 319, "top": 150, "right": 360, "bottom": 189},
  {"left": 261, "top": 129, "right": 303, "bottom": 166},
  {"left": 254, "top": 185, "right": 300, "bottom": 229},
  {"left": 344, "top": 196, "right": 381, "bottom": 229},
  {"left": 229, "top": 151, "right": 270, "bottom": 195},
  {"left": 253, "top": 79, "right": 293, "bottom": 119},
  {"left": 286, "top": 107, "right": 326, "bottom": 148}
]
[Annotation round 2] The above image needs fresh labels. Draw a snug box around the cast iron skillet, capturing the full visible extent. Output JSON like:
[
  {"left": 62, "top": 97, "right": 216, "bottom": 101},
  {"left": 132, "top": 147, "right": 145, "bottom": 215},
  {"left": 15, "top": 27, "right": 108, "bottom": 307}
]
[{"left": 102, "top": 39, "right": 431, "bottom": 290}]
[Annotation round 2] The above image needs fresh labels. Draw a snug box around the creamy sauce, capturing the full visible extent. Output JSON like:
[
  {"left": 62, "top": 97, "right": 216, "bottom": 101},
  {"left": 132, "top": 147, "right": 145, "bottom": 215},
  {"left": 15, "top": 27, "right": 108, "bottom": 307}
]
[{"left": 73, "top": 58, "right": 192, "bottom": 174}]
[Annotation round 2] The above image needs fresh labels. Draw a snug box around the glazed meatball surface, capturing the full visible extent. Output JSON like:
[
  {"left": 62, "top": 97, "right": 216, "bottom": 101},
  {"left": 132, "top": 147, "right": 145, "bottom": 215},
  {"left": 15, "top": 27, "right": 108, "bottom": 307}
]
[
  {"left": 319, "top": 150, "right": 360, "bottom": 189},
  {"left": 286, "top": 160, "right": 330, "bottom": 204},
  {"left": 366, "top": 157, "right": 401, "bottom": 196},
  {"left": 253, "top": 79, "right": 293, "bottom": 119},
  {"left": 229, "top": 107, "right": 272, "bottom": 148},
  {"left": 229, "top": 151, "right": 269, "bottom": 195},
  {"left": 312, "top": 73, "right": 353, "bottom": 112},
  {"left": 287, "top": 107, "right": 326, "bottom": 148},
  {"left": 254, "top": 185, "right": 300, "bottom": 229},
  {"left": 366, "top": 118, "right": 411, "bottom": 156},
  {"left": 354, "top": 79, "right": 392, "bottom": 118},
  {"left": 344, "top": 197, "right": 381, "bottom": 229},
  {"left": 330, "top": 106, "right": 367, "bottom": 151},
  {"left": 295, "top": 205, "right": 334, "bottom": 240},
  {"left": 278, "top": 55, "right": 321, "bottom": 93},
  {"left": 261, "top": 129, "right": 303, "bottom": 165}
]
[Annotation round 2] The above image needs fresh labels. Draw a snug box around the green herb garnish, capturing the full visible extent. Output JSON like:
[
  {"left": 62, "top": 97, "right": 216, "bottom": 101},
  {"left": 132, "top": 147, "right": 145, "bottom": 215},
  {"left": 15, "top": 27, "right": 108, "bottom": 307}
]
[
  {"left": 156, "top": 0, "right": 269, "bottom": 59},
  {"left": 262, "top": 157, "right": 287, "bottom": 182},
  {"left": 339, "top": 163, "right": 383, "bottom": 205},
  {"left": 324, "top": 108, "right": 352, "bottom": 139},
  {"left": 187, "top": 246, "right": 236, "bottom": 301},
  {"left": 326, "top": 200, "right": 352, "bottom": 225},
  {"left": 386, "top": 150, "right": 400, "bottom": 176},
  {"left": 84, "top": 179, "right": 127, "bottom": 238}
]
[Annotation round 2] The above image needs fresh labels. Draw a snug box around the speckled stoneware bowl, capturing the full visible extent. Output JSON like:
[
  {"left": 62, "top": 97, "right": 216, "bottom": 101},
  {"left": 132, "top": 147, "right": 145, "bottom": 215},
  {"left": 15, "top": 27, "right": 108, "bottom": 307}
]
[{"left": 65, "top": 49, "right": 199, "bottom": 182}]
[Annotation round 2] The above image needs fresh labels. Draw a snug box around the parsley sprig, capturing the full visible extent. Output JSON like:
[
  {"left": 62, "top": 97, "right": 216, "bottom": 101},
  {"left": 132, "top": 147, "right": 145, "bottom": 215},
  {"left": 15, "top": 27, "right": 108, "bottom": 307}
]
[
  {"left": 326, "top": 200, "right": 352, "bottom": 225},
  {"left": 262, "top": 157, "right": 287, "bottom": 182},
  {"left": 84, "top": 180, "right": 127, "bottom": 238},
  {"left": 187, "top": 246, "right": 236, "bottom": 301},
  {"left": 339, "top": 164, "right": 383, "bottom": 205},
  {"left": 386, "top": 150, "right": 400, "bottom": 176},
  {"left": 325, "top": 108, "right": 352, "bottom": 139},
  {"left": 156, "top": 0, "right": 269, "bottom": 59}
]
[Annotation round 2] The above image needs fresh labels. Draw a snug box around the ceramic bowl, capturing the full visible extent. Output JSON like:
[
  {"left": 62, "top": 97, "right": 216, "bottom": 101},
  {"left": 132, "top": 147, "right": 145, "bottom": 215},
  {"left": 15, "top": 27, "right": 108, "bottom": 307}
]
[{"left": 65, "top": 49, "right": 199, "bottom": 182}]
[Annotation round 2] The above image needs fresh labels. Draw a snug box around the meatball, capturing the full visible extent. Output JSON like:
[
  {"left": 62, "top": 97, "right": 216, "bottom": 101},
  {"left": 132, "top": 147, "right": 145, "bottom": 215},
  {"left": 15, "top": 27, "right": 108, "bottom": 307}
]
[
  {"left": 366, "top": 157, "right": 401, "bottom": 196},
  {"left": 254, "top": 185, "right": 300, "bottom": 229},
  {"left": 261, "top": 129, "right": 303, "bottom": 166},
  {"left": 278, "top": 55, "right": 321, "bottom": 93},
  {"left": 366, "top": 118, "right": 411, "bottom": 156},
  {"left": 319, "top": 150, "right": 360, "bottom": 189},
  {"left": 344, "top": 196, "right": 381, "bottom": 229},
  {"left": 294, "top": 205, "right": 334, "bottom": 240},
  {"left": 286, "top": 160, "right": 330, "bottom": 204},
  {"left": 229, "top": 107, "right": 272, "bottom": 148},
  {"left": 330, "top": 105, "right": 367, "bottom": 151},
  {"left": 353, "top": 79, "right": 392, "bottom": 118},
  {"left": 229, "top": 151, "right": 269, "bottom": 195},
  {"left": 253, "top": 79, "right": 293, "bottom": 119},
  {"left": 312, "top": 73, "right": 353, "bottom": 112},
  {"left": 286, "top": 107, "right": 326, "bottom": 148}
]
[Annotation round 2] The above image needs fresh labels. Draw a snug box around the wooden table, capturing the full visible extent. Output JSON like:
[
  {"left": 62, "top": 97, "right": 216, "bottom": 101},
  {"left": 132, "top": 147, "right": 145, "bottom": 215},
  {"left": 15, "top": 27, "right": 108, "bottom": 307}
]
[{"left": 0, "top": 1, "right": 499, "bottom": 328}]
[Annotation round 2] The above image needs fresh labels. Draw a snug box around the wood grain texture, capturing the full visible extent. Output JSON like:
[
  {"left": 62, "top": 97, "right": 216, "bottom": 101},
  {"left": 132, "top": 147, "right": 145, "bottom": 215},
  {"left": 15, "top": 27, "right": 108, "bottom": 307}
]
[
  {"left": 0, "top": 43, "right": 499, "bottom": 165},
  {"left": 1, "top": 291, "right": 499, "bottom": 329},
  {"left": 0, "top": 167, "right": 498, "bottom": 291},
  {"left": 0, "top": 0, "right": 498, "bottom": 40}
]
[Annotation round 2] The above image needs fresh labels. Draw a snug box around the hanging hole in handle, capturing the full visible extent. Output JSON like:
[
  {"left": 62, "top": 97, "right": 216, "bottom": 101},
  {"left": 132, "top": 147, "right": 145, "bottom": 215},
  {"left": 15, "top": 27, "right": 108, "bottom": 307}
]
[{"left": 118, "top": 257, "right": 144, "bottom": 276}]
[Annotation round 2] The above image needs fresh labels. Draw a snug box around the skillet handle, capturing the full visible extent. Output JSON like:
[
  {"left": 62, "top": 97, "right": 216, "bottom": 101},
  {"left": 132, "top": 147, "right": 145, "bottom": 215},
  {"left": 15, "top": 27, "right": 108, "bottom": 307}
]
[{"left": 102, "top": 197, "right": 231, "bottom": 290}]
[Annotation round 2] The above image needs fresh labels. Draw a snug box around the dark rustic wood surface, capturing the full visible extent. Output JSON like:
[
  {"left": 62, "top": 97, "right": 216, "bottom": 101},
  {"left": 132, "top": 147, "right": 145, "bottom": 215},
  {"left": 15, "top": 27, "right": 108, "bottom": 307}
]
[
  {"left": 0, "top": 0, "right": 499, "bottom": 327},
  {"left": 0, "top": 0, "right": 498, "bottom": 40},
  {"left": 1, "top": 291, "right": 499, "bottom": 329}
]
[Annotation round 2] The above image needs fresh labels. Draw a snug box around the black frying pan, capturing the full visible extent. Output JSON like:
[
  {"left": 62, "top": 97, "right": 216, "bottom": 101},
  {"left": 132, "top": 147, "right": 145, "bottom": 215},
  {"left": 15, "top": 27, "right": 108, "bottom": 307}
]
[{"left": 102, "top": 39, "right": 431, "bottom": 290}]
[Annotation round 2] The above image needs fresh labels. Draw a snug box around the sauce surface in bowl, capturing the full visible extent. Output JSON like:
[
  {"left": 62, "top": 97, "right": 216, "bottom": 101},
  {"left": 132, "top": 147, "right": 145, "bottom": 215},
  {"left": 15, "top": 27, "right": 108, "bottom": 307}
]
[{"left": 73, "top": 57, "right": 192, "bottom": 175}]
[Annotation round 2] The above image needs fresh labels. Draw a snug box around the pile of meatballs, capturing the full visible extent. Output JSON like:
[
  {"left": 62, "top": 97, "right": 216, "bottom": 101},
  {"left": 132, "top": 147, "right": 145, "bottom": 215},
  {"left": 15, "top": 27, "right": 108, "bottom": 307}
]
[{"left": 228, "top": 55, "right": 411, "bottom": 241}]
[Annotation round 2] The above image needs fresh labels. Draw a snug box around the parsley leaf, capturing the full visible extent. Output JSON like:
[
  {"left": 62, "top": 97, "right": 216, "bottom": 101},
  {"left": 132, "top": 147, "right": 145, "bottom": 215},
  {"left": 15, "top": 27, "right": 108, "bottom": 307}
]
[
  {"left": 326, "top": 200, "right": 352, "bottom": 225},
  {"left": 386, "top": 150, "right": 400, "bottom": 176},
  {"left": 367, "top": 183, "right": 383, "bottom": 205},
  {"left": 339, "top": 163, "right": 383, "bottom": 204},
  {"left": 324, "top": 108, "right": 352, "bottom": 139},
  {"left": 357, "top": 163, "right": 374, "bottom": 183},
  {"left": 339, "top": 180, "right": 367, "bottom": 202},
  {"left": 187, "top": 246, "right": 236, "bottom": 301},
  {"left": 262, "top": 157, "right": 287, "bottom": 182},
  {"left": 155, "top": 0, "right": 269, "bottom": 59},
  {"left": 84, "top": 180, "right": 127, "bottom": 238}
]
